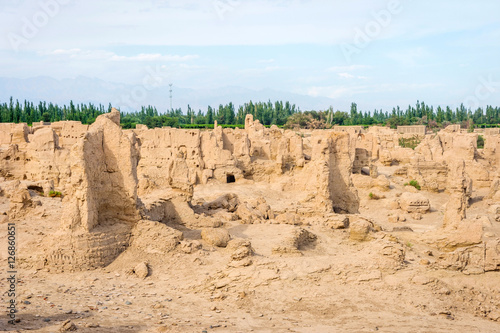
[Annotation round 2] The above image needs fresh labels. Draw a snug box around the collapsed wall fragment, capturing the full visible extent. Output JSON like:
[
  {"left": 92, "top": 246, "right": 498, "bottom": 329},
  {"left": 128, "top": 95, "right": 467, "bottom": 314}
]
[{"left": 45, "top": 109, "right": 141, "bottom": 271}]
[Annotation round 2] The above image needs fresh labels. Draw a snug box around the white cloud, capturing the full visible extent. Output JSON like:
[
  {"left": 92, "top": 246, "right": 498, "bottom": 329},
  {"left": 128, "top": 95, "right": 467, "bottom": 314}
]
[
  {"left": 328, "top": 65, "right": 370, "bottom": 72},
  {"left": 338, "top": 73, "right": 355, "bottom": 79},
  {"left": 112, "top": 53, "right": 199, "bottom": 62},
  {"left": 330, "top": 66, "right": 370, "bottom": 80},
  {"left": 338, "top": 73, "right": 368, "bottom": 80},
  {"left": 238, "top": 66, "right": 285, "bottom": 77},
  {"left": 41, "top": 49, "right": 199, "bottom": 62},
  {"left": 386, "top": 47, "right": 429, "bottom": 67},
  {"left": 49, "top": 48, "right": 81, "bottom": 55}
]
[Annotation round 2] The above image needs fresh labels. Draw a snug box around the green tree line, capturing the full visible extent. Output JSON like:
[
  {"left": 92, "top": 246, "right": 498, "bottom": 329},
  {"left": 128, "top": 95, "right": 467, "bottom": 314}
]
[
  {"left": 0, "top": 97, "right": 111, "bottom": 125},
  {"left": 120, "top": 100, "right": 298, "bottom": 129},
  {"left": 1, "top": 97, "right": 499, "bottom": 130},
  {"left": 284, "top": 102, "right": 500, "bottom": 129}
]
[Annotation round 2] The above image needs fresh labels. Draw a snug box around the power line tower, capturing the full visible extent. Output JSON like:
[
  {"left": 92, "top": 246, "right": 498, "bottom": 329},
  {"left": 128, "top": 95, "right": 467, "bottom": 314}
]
[{"left": 169, "top": 84, "right": 173, "bottom": 112}]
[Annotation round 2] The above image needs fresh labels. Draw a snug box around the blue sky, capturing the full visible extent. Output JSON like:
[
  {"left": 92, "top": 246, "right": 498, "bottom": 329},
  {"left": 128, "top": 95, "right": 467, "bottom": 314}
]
[{"left": 0, "top": 0, "right": 499, "bottom": 111}]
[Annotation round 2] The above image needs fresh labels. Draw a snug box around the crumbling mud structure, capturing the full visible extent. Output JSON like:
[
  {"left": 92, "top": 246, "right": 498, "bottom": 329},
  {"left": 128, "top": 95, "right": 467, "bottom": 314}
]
[{"left": 1, "top": 110, "right": 500, "bottom": 331}]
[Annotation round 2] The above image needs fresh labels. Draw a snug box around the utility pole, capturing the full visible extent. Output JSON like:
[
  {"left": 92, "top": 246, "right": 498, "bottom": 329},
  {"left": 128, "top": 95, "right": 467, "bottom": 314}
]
[{"left": 169, "top": 84, "right": 173, "bottom": 112}]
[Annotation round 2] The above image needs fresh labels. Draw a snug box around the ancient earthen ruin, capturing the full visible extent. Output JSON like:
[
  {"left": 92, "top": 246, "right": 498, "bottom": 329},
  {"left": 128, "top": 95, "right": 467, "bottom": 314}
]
[{"left": 1, "top": 110, "right": 500, "bottom": 331}]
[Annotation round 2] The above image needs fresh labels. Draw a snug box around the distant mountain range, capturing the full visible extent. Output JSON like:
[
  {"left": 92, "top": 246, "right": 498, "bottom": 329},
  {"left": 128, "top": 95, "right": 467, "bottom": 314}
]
[{"left": 0, "top": 76, "right": 341, "bottom": 113}]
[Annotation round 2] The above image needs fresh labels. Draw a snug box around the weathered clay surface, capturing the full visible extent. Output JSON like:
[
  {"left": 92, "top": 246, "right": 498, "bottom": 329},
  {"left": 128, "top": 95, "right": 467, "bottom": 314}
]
[{"left": 400, "top": 192, "right": 430, "bottom": 214}]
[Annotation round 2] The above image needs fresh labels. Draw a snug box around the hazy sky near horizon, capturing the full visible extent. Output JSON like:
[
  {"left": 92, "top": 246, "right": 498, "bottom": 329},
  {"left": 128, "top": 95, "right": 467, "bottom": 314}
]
[{"left": 0, "top": 0, "right": 499, "bottom": 111}]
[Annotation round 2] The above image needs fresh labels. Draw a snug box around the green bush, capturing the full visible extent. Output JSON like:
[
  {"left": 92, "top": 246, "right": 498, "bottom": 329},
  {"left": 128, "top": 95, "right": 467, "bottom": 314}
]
[
  {"left": 404, "top": 180, "right": 421, "bottom": 190},
  {"left": 477, "top": 135, "right": 485, "bottom": 149},
  {"left": 49, "top": 190, "right": 62, "bottom": 198},
  {"left": 398, "top": 136, "right": 422, "bottom": 150}
]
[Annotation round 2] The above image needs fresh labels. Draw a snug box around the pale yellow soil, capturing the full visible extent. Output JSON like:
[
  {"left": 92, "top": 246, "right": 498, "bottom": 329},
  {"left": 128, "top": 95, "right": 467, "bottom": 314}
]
[{"left": 1, "top": 180, "right": 500, "bottom": 333}]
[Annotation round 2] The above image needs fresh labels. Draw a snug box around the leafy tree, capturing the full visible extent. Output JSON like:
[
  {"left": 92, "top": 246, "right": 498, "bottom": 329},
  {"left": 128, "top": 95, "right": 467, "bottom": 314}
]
[
  {"left": 206, "top": 106, "right": 214, "bottom": 124},
  {"left": 225, "top": 102, "right": 235, "bottom": 125},
  {"left": 42, "top": 112, "right": 51, "bottom": 122}
]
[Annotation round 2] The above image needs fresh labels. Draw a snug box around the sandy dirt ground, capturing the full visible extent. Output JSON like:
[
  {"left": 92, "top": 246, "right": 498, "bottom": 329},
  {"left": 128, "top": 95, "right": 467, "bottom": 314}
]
[{"left": 1, "top": 174, "right": 500, "bottom": 332}]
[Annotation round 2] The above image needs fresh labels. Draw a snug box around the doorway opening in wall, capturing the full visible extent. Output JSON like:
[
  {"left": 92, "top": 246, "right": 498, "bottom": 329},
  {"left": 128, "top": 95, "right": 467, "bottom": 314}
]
[{"left": 226, "top": 174, "right": 236, "bottom": 183}]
